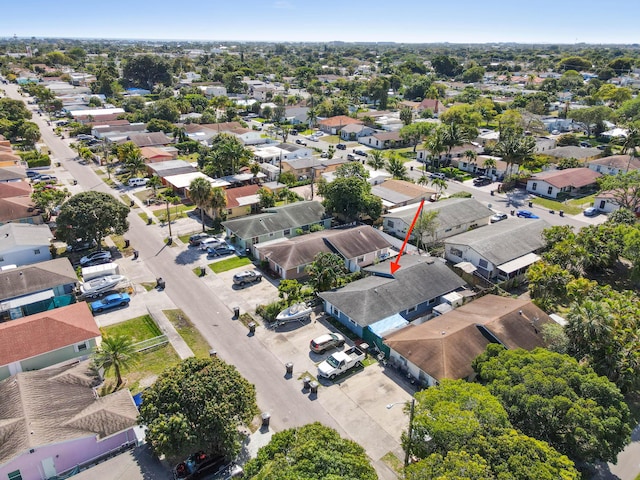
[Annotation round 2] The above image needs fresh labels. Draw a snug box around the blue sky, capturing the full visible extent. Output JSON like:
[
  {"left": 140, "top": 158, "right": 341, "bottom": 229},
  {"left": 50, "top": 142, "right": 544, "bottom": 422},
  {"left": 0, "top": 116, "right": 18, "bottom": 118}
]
[{"left": 2, "top": 0, "right": 638, "bottom": 44}]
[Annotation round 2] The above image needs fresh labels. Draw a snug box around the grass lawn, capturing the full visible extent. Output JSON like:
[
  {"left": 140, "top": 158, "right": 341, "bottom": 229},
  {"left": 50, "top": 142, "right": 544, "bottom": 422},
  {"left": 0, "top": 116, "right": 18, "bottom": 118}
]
[
  {"left": 138, "top": 212, "right": 155, "bottom": 224},
  {"left": 209, "top": 256, "right": 251, "bottom": 273},
  {"left": 381, "top": 452, "right": 403, "bottom": 477},
  {"left": 178, "top": 227, "right": 223, "bottom": 244},
  {"left": 567, "top": 194, "right": 596, "bottom": 208},
  {"left": 153, "top": 203, "right": 195, "bottom": 218},
  {"left": 101, "top": 315, "right": 161, "bottom": 343},
  {"left": 110, "top": 234, "right": 135, "bottom": 257},
  {"left": 163, "top": 309, "right": 212, "bottom": 358},
  {"left": 322, "top": 135, "right": 340, "bottom": 144},
  {"left": 530, "top": 197, "right": 582, "bottom": 215}
]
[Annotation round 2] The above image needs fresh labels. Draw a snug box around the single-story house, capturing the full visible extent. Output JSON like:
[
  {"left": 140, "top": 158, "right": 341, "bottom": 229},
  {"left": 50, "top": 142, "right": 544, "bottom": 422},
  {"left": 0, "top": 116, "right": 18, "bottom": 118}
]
[
  {"left": 69, "top": 107, "right": 125, "bottom": 124},
  {"left": 222, "top": 201, "right": 332, "bottom": 251},
  {"left": 226, "top": 127, "right": 264, "bottom": 146},
  {"left": 252, "top": 144, "right": 312, "bottom": 165},
  {"left": 359, "top": 131, "right": 406, "bottom": 150},
  {"left": 339, "top": 124, "right": 376, "bottom": 141},
  {"left": 91, "top": 122, "right": 144, "bottom": 139},
  {"left": 146, "top": 160, "right": 197, "bottom": 183},
  {"left": 0, "top": 151, "right": 22, "bottom": 167},
  {"left": 383, "top": 198, "right": 494, "bottom": 245},
  {"left": 588, "top": 155, "right": 640, "bottom": 175},
  {"left": 317, "top": 115, "right": 363, "bottom": 135},
  {"left": 255, "top": 225, "right": 391, "bottom": 279},
  {"left": 543, "top": 146, "right": 602, "bottom": 163},
  {"left": 223, "top": 184, "right": 261, "bottom": 219},
  {"left": 0, "top": 258, "right": 77, "bottom": 321},
  {"left": 139, "top": 146, "right": 177, "bottom": 163},
  {"left": 0, "top": 302, "right": 100, "bottom": 380},
  {"left": 371, "top": 179, "right": 435, "bottom": 210},
  {"left": 454, "top": 155, "right": 509, "bottom": 179},
  {"left": 284, "top": 106, "right": 310, "bottom": 126},
  {"left": 444, "top": 218, "right": 549, "bottom": 281},
  {"left": 127, "top": 132, "right": 173, "bottom": 148},
  {"left": 0, "top": 181, "right": 31, "bottom": 199},
  {"left": 526, "top": 168, "right": 601, "bottom": 199},
  {"left": 417, "top": 99, "right": 446, "bottom": 117},
  {"left": 0, "top": 183, "right": 42, "bottom": 226},
  {"left": 0, "top": 362, "right": 141, "bottom": 480},
  {"left": 282, "top": 157, "right": 347, "bottom": 181},
  {"left": 383, "top": 295, "right": 553, "bottom": 387},
  {"left": 319, "top": 255, "right": 467, "bottom": 342},
  {"left": 593, "top": 190, "right": 640, "bottom": 216},
  {"left": 416, "top": 143, "right": 483, "bottom": 166},
  {"left": 163, "top": 172, "right": 230, "bottom": 197},
  {"left": 0, "top": 223, "right": 53, "bottom": 268}
]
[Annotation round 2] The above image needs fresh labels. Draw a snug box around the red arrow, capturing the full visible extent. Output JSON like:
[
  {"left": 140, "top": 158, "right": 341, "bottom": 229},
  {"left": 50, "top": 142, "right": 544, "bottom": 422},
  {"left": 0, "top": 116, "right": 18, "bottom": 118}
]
[{"left": 390, "top": 199, "right": 425, "bottom": 275}]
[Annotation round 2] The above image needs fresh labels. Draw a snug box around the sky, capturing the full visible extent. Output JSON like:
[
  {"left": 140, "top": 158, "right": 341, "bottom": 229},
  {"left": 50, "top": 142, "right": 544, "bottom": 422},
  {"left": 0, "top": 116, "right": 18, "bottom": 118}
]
[{"left": 2, "top": 0, "right": 639, "bottom": 45}]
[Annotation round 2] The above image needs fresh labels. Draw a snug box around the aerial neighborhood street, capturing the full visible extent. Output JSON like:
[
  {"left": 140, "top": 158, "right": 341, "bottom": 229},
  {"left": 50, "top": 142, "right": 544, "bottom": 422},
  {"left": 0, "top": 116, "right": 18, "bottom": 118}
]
[{"left": 0, "top": 20, "right": 639, "bottom": 480}]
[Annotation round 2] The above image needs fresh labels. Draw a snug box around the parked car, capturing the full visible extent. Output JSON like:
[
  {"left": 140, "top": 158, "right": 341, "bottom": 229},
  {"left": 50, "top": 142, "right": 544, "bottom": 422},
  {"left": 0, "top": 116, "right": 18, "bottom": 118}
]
[
  {"left": 295, "top": 139, "right": 307, "bottom": 146},
  {"left": 354, "top": 149, "right": 367, "bottom": 156},
  {"left": 174, "top": 452, "right": 242, "bottom": 480},
  {"left": 206, "top": 244, "right": 236, "bottom": 257},
  {"left": 347, "top": 153, "right": 356, "bottom": 161},
  {"left": 83, "top": 257, "right": 114, "bottom": 267},
  {"left": 289, "top": 129, "right": 298, "bottom": 135},
  {"left": 128, "top": 177, "right": 148, "bottom": 187},
  {"left": 200, "top": 237, "right": 225, "bottom": 250},
  {"left": 583, "top": 207, "right": 599, "bottom": 217},
  {"left": 516, "top": 210, "right": 540, "bottom": 219},
  {"left": 232, "top": 270, "right": 262, "bottom": 285},
  {"left": 26, "top": 170, "right": 40, "bottom": 178},
  {"left": 32, "top": 174, "right": 57, "bottom": 184},
  {"left": 310, "top": 333, "right": 346, "bottom": 354},
  {"left": 336, "top": 143, "right": 347, "bottom": 150},
  {"left": 320, "top": 152, "right": 328, "bottom": 158},
  {"left": 473, "top": 176, "right": 492, "bottom": 186},
  {"left": 80, "top": 250, "right": 112, "bottom": 266},
  {"left": 490, "top": 212, "right": 508, "bottom": 223},
  {"left": 90, "top": 293, "right": 130, "bottom": 313},
  {"left": 429, "top": 172, "right": 446, "bottom": 180},
  {"left": 66, "top": 239, "right": 97, "bottom": 252},
  {"left": 189, "top": 233, "right": 212, "bottom": 247}
]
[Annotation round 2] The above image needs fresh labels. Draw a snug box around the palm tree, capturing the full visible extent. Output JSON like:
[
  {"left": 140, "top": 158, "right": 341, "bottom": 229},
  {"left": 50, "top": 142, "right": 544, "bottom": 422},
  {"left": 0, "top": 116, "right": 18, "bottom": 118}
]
[
  {"left": 147, "top": 175, "right": 162, "bottom": 197},
  {"left": 367, "top": 150, "right": 386, "bottom": 171},
  {"left": 494, "top": 133, "right": 536, "bottom": 177},
  {"left": 188, "top": 177, "right": 212, "bottom": 232},
  {"left": 430, "top": 177, "right": 448, "bottom": 199},
  {"left": 209, "top": 187, "right": 227, "bottom": 223},
  {"left": 249, "top": 162, "right": 261, "bottom": 183},
  {"left": 386, "top": 153, "right": 408, "bottom": 180},
  {"left": 424, "top": 128, "right": 446, "bottom": 170},
  {"left": 482, "top": 157, "right": 497, "bottom": 177},
  {"left": 416, "top": 175, "right": 430, "bottom": 187},
  {"left": 93, "top": 335, "right": 138, "bottom": 391},
  {"left": 441, "top": 123, "right": 474, "bottom": 168},
  {"left": 125, "top": 152, "right": 147, "bottom": 178},
  {"left": 463, "top": 149, "right": 478, "bottom": 171}
]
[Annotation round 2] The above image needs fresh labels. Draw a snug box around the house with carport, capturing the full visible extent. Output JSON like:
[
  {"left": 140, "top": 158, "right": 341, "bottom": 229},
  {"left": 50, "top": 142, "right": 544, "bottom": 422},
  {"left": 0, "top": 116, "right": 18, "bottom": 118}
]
[
  {"left": 383, "top": 295, "right": 553, "bottom": 387},
  {"left": 223, "top": 184, "right": 261, "bottom": 219},
  {"left": 444, "top": 218, "right": 549, "bottom": 282},
  {"left": 339, "top": 124, "right": 375, "bottom": 141},
  {"left": 255, "top": 225, "right": 391, "bottom": 279},
  {"left": 526, "top": 168, "right": 601, "bottom": 199},
  {"left": 0, "top": 362, "right": 141, "bottom": 480},
  {"left": 319, "top": 255, "right": 468, "bottom": 353}
]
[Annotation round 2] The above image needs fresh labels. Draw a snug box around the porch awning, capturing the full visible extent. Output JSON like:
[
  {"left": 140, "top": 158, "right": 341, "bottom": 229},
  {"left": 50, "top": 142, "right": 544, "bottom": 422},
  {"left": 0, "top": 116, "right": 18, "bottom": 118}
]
[
  {"left": 498, "top": 253, "right": 540, "bottom": 274},
  {"left": 454, "top": 261, "right": 477, "bottom": 274}
]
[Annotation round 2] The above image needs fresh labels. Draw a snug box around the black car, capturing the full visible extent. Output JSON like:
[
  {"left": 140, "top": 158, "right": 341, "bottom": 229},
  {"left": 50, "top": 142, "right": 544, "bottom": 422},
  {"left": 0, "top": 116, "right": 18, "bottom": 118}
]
[
  {"left": 473, "top": 176, "right": 492, "bottom": 186},
  {"left": 336, "top": 143, "right": 347, "bottom": 150},
  {"left": 174, "top": 452, "right": 226, "bottom": 480},
  {"left": 354, "top": 149, "right": 367, "bottom": 156},
  {"left": 189, "top": 233, "right": 212, "bottom": 247}
]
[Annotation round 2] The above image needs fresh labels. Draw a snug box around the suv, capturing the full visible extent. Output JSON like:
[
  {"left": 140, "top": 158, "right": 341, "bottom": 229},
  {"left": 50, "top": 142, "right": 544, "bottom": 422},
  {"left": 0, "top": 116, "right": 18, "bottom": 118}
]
[
  {"left": 336, "top": 143, "right": 347, "bottom": 150},
  {"left": 473, "top": 176, "right": 492, "bottom": 186},
  {"left": 189, "top": 233, "right": 211, "bottom": 247},
  {"left": 310, "top": 333, "right": 346, "bottom": 353},
  {"left": 232, "top": 270, "right": 263, "bottom": 285}
]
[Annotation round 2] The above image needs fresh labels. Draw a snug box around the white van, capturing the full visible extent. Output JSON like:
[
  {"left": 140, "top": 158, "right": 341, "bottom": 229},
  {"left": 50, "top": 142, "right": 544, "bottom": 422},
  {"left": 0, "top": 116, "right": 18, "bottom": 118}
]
[{"left": 128, "top": 177, "right": 148, "bottom": 187}]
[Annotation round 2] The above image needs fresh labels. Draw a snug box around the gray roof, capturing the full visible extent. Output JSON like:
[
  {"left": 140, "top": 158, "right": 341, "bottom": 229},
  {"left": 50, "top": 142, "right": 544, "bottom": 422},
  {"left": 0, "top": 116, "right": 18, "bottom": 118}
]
[
  {"left": 0, "top": 223, "right": 53, "bottom": 251},
  {"left": 384, "top": 198, "right": 494, "bottom": 231},
  {"left": 0, "top": 362, "right": 138, "bottom": 465},
  {"left": 0, "top": 167, "right": 27, "bottom": 182},
  {"left": 0, "top": 258, "right": 77, "bottom": 300},
  {"left": 146, "top": 159, "right": 194, "bottom": 173},
  {"left": 127, "top": 132, "right": 172, "bottom": 147},
  {"left": 223, "top": 201, "right": 329, "bottom": 239},
  {"left": 319, "top": 256, "right": 466, "bottom": 326},
  {"left": 545, "top": 146, "right": 602, "bottom": 159},
  {"left": 444, "top": 218, "right": 549, "bottom": 265}
]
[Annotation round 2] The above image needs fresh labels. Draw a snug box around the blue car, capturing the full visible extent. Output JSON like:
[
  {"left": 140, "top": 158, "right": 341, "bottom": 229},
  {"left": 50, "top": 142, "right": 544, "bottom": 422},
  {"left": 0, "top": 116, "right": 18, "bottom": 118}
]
[
  {"left": 91, "top": 293, "right": 131, "bottom": 313},
  {"left": 206, "top": 244, "right": 236, "bottom": 257},
  {"left": 516, "top": 210, "right": 540, "bottom": 219}
]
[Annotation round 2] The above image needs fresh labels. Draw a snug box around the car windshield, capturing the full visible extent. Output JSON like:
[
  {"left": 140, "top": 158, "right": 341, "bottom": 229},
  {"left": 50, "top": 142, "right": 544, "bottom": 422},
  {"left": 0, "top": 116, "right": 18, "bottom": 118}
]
[{"left": 326, "top": 356, "right": 341, "bottom": 368}]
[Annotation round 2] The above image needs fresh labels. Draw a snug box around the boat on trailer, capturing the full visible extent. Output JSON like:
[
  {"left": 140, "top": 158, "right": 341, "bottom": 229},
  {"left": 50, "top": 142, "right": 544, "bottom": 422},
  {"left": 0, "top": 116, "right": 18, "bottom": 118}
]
[
  {"left": 79, "top": 274, "right": 127, "bottom": 298},
  {"left": 275, "top": 302, "right": 313, "bottom": 323}
]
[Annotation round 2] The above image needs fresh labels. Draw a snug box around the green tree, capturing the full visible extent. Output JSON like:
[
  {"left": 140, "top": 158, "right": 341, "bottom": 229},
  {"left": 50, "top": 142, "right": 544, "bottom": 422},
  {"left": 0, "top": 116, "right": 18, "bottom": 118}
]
[
  {"left": 117, "top": 141, "right": 141, "bottom": 163},
  {"left": 188, "top": 177, "right": 213, "bottom": 232},
  {"left": 494, "top": 131, "right": 536, "bottom": 177},
  {"left": 257, "top": 187, "right": 276, "bottom": 209},
  {"left": 204, "top": 133, "right": 252, "bottom": 177},
  {"left": 138, "top": 357, "right": 258, "bottom": 462},
  {"left": 431, "top": 55, "right": 462, "bottom": 77},
  {"left": 473, "top": 345, "right": 631, "bottom": 463},
  {"left": 31, "top": 182, "right": 70, "bottom": 221},
  {"left": 623, "top": 226, "right": 640, "bottom": 281},
  {"left": 147, "top": 175, "right": 162, "bottom": 196},
  {"left": 399, "top": 105, "right": 413, "bottom": 126},
  {"left": 526, "top": 261, "right": 574, "bottom": 310},
  {"left": 367, "top": 150, "right": 386, "bottom": 170},
  {"left": 243, "top": 423, "right": 377, "bottom": 480},
  {"left": 406, "top": 451, "right": 493, "bottom": 480},
  {"left": 412, "top": 210, "right": 439, "bottom": 252},
  {"left": 122, "top": 54, "right": 172, "bottom": 89},
  {"left": 92, "top": 335, "right": 138, "bottom": 391},
  {"left": 306, "top": 252, "right": 349, "bottom": 292},
  {"left": 124, "top": 152, "right": 147, "bottom": 178},
  {"left": 209, "top": 187, "right": 228, "bottom": 222},
  {"left": 55, "top": 192, "right": 129, "bottom": 249},
  {"left": 277, "top": 279, "right": 303, "bottom": 303},
  {"left": 278, "top": 171, "right": 296, "bottom": 186},
  {"left": 567, "top": 105, "right": 612, "bottom": 138},
  {"left": 335, "top": 161, "right": 369, "bottom": 179},
  {"left": 319, "top": 176, "right": 381, "bottom": 222},
  {"left": 386, "top": 152, "right": 408, "bottom": 180},
  {"left": 597, "top": 170, "right": 640, "bottom": 213}
]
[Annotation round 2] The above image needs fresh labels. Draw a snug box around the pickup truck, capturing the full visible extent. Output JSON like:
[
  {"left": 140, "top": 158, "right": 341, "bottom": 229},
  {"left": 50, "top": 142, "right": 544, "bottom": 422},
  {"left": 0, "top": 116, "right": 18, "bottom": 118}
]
[{"left": 317, "top": 346, "right": 365, "bottom": 380}]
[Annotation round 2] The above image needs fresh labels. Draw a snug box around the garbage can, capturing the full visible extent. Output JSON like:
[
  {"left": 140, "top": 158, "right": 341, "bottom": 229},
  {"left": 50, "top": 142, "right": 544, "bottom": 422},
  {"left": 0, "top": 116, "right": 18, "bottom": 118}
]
[
  {"left": 147, "top": 217, "right": 152, "bottom": 225},
  {"left": 528, "top": 201, "right": 533, "bottom": 208},
  {"left": 285, "top": 362, "right": 294, "bottom": 375},
  {"left": 167, "top": 237, "right": 173, "bottom": 246},
  {"left": 248, "top": 322, "right": 256, "bottom": 334},
  {"left": 490, "top": 190, "right": 494, "bottom": 196},
  {"left": 200, "top": 266, "right": 207, "bottom": 277},
  {"left": 303, "top": 377, "right": 311, "bottom": 390},
  {"left": 510, "top": 210, "right": 515, "bottom": 216},
  {"left": 261, "top": 412, "right": 271, "bottom": 429},
  {"left": 130, "top": 200, "right": 134, "bottom": 207},
  {"left": 209, "top": 349, "right": 217, "bottom": 357},
  {"left": 233, "top": 306, "right": 240, "bottom": 318},
  {"left": 310, "top": 381, "right": 319, "bottom": 394},
  {"left": 124, "top": 239, "right": 130, "bottom": 248},
  {"left": 133, "top": 250, "right": 139, "bottom": 260},
  {"left": 156, "top": 278, "right": 165, "bottom": 289},
  {"left": 559, "top": 210, "right": 564, "bottom": 217},
  {"left": 73, "top": 179, "right": 77, "bottom": 185}
]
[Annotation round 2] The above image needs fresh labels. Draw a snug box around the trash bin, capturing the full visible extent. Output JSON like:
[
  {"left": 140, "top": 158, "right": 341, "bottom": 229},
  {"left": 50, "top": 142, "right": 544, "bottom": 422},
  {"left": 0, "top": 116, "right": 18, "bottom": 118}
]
[
  {"left": 209, "top": 349, "right": 217, "bottom": 357},
  {"left": 167, "top": 237, "right": 173, "bottom": 245},
  {"left": 310, "top": 381, "right": 319, "bottom": 394},
  {"left": 133, "top": 250, "right": 139, "bottom": 260},
  {"left": 56, "top": 162, "right": 61, "bottom": 167},
  {"left": 528, "top": 201, "right": 533, "bottom": 208},
  {"left": 490, "top": 190, "right": 494, "bottom": 196},
  {"left": 559, "top": 210, "right": 564, "bottom": 217},
  {"left": 261, "top": 412, "right": 271, "bottom": 429},
  {"left": 147, "top": 217, "right": 152, "bottom": 225},
  {"left": 73, "top": 179, "right": 77, "bottom": 185},
  {"left": 156, "top": 278, "right": 165, "bottom": 289},
  {"left": 285, "top": 362, "right": 293, "bottom": 375},
  {"left": 233, "top": 306, "right": 240, "bottom": 318},
  {"left": 130, "top": 200, "right": 134, "bottom": 207},
  {"left": 303, "top": 377, "right": 311, "bottom": 390},
  {"left": 410, "top": 166, "right": 414, "bottom": 171},
  {"left": 200, "top": 266, "right": 207, "bottom": 277},
  {"left": 510, "top": 210, "right": 515, "bottom": 216},
  {"left": 124, "top": 239, "right": 130, "bottom": 248},
  {"left": 248, "top": 322, "right": 256, "bottom": 334}
]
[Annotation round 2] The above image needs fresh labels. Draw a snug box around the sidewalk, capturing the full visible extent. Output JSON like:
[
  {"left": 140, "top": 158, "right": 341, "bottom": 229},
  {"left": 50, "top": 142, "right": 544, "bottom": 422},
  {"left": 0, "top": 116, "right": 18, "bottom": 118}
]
[{"left": 147, "top": 306, "right": 194, "bottom": 360}]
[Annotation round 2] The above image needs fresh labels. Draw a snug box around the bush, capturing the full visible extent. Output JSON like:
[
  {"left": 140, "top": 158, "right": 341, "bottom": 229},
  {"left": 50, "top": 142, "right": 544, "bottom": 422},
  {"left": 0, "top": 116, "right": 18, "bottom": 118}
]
[
  {"left": 19, "top": 150, "right": 51, "bottom": 167},
  {"left": 256, "top": 300, "right": 287, "bottom": 322}
]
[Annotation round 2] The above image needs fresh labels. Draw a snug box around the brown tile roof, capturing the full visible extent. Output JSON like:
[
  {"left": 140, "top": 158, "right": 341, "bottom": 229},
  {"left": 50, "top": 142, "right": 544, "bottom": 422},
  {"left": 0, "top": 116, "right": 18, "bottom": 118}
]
[
  {"left": 0, "top": 362, "right": 138, "bottom": 465},
  {"left": 140, "top": 146, "right": 173, "bottom": 160},
  {"left": 225, "top": 184, "right": 260, "bottom": 208},
  {"left": 589, "top": 154, "right": 640, "bottom": 171},
  {"left": 0, "top": 302, "right": 100, "bottom": 366},
  {"left": 318, "top": 115, "right": 363, "bottom": 127},
  {"left": 384, "top": 295, "right": 552, "bottom": 380},
  {"left": 0, "top": 196, "right": 39, "bottom": 223},
  {"left": 530, "top": 167, "right": 601, "bottom": 188}
]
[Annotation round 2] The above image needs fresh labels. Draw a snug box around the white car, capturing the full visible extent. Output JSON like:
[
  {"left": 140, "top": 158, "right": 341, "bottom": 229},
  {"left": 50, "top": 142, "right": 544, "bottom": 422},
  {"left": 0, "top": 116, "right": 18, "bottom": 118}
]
[
  {"left": 199, "top": 237, "right": 225, "bottom": 250},
  {"left": 79, "top": 250, "right": 112, "bottom": 266}
]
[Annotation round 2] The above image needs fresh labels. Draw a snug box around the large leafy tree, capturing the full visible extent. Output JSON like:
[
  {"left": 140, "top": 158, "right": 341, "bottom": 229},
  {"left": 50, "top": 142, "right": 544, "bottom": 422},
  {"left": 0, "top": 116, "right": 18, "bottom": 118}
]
[
  {"left": 473, "top": 345, "right": 631, "bottom": 463},
  {"left": 188, "top": 177, "right": 212, "bottom": 232},
  {"left": 55, "top": 191, "right": 129, "bottom": 248},
  {"left": 305, "top": 252, "right": 349, "bottom": 292},
  {"left": 597, "top": 170, "right": 640, "bottom": 213},
  {"left": 567, "top": 105, "right": 612, "bottom": 138},
  {"left": 203, "top": 133, "right": 252, "bottom": 177},
  {"left": 122, "top": 54, "right": 172, "bottom": 89},
  {"left": 494, "top": 131, "right": 536, "bottom": 177},
  {"left": 243, "top": 423, "right": 377, "bottom": 480},
  {"left": 31, "top": 182, "right": 70, "bottom": 221},
  {"left": 92, "top": 335, "right": 138, "bottom": 391},
  {"left": 319, "top": 175, "right": 381, "bottom": 223},
  {"left": 138, "top": 357, "right": 258, "bottom": 462}
]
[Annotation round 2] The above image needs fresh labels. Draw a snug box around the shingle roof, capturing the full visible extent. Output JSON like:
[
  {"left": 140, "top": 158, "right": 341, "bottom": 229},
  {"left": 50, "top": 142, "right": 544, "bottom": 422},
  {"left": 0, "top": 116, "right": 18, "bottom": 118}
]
[
  {"left": 588, "top": 154, "right": 640, "bottom": 171},
  {"left": 0, "top": 302, "right": 100, "bottom": 366},
  {"left": 444, "top": 219, "right": 549, "bottom": 266},
  {"left": 127, "top": 132, "right": 172, "bottom": 147},
  {"left": 384, "top": 295, "right": 552, "bottom": 380},
  {"left": 0, "top": 196, "right": 37, "bottom": 223},
  {"left": 0, "top": 362, "right": 138, "bottom": 464},
  {"left": 529, "top": 167, "right": 601, "bottom": 188},
  {"left": 0, "top": 168, "right": 27, "bottom": 182},
  {"left": 0, "top": 181, "right": 31, "bottom": 198},
  {"left": 384, "top": 198, "right": 494, "bottom": 231},
  {"left": 0, "top": 223, "right": 53, "bottom": 250},
  {"left": 319, "top": 256, "right": 466, "bottom": 326},
  {"left": 225, "top": 184, "right": 261, "bottom": 208},
  {"left": 545, "top": 146, "right": 602, "bottom": 159},
  {"left": 0, "top": 258, "right": 77, "bottom": 300},
  {"left": 222, "top": 201, "right": 328, "bottom": 239}
]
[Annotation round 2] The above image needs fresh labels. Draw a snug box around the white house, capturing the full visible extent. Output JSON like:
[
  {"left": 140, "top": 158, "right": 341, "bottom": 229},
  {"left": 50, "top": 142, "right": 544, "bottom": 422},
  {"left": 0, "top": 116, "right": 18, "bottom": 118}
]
[
  {"left": 588, "top": 155, "right": 640, "bottom": 175},
  {"left": 0, "top": 223, "right": 53, "bottom": 268},
  {"left": 526, "top": 168, "right": 601, "bottom": 199},
  {"left": 198, "top": 84, "right": 228, "bottom": 97}
]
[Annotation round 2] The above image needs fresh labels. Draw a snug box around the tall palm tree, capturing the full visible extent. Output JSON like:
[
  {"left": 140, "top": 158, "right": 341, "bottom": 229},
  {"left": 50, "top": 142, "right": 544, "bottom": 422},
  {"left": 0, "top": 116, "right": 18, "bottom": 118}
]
[
  {"left": 430, "top": 177, "right": 448, "bottom": 199},
  {"left": 494, "top": 133, "right": 536, "bottom": 177},
  {"left": 386, "top": 153, "right": 408, "bottom": 180},
  {"left": 424, "top": 128, "right": 446, "bottom": 170},
  {"left": 125, "top": 152, "right": 147, "bottom": 178},
  {"left": 93, "top": 335, "right": 138, "bottom": 391},
  {"left": 188, "top": 177, "right": 212, "bottom": 232},
  {"left": 147, "top": 175, "right": 162, "bottom": 197},
  {"left": 367, "top": 150, "right": 386, "bottom": 171},
  {"left": 441, "top": 123, "right": 474, "bottom": 168},
  {"left": 463, "top": 149, "right": 478, "bottom": 171},
  {"left": 482, "top": 157, "right": 497, "bottom": 176},
  {"left": 209, "top": 187, "right": 227, "bottom": 222}
]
